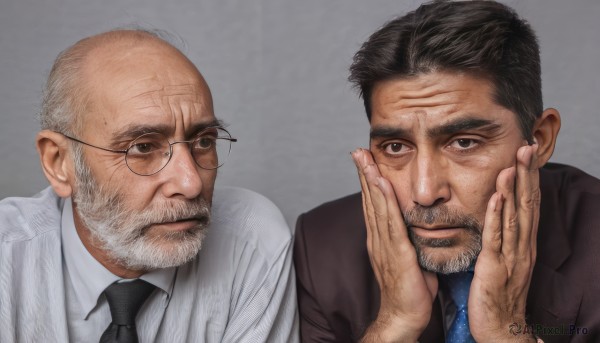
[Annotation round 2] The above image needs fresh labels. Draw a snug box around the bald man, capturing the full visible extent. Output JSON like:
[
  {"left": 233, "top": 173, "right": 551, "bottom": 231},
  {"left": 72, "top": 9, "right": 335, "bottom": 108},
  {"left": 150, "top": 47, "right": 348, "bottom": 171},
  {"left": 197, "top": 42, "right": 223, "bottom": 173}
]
[{"left": 0, "top": 30, "right": 298, "bottom": 343}]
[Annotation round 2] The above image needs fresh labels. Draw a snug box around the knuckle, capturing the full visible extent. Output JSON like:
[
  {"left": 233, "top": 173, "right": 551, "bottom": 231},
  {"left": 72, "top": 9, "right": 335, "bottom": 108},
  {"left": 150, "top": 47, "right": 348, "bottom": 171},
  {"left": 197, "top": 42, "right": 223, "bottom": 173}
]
[
  {"left": 531, "top": 189, "right": 541, "bottom": 206},
  {"left": 492, "top": 229, "right": 502, "bottom": 243},
  {"left": 520, "top": 196, "right": 534, "bottom": 210},
  {"left": 514, "top": 249, "right": 535, "bottom": 266},
  {"left": 366, "top": 212, "right": 377, "bottom": 225},
  {"left": 517, "top": 253, "right": 531, "bottom": 264},
  {"left": 374, "top": 210, "right": 387, "bottom": 221},
  {"left": 506, "top": 214, "right": 518, "bottom": 230},
  {"left": 484, "top": 228, "right": 502, "bottom": 248},
  {"left": 519, "top": 194, "right": 535, "bottom": 210},
  {"left": 363, "top": 163, "right": 376, "bottom": 175},
  {"left": 387, "top": 219, "right": 402, "bottom": 235},
  {"left": 520, "top": 189, "right": 541, "bottom": 210},
  {"left": 398, "top": 241, "right": 417, "bottom": 257}
]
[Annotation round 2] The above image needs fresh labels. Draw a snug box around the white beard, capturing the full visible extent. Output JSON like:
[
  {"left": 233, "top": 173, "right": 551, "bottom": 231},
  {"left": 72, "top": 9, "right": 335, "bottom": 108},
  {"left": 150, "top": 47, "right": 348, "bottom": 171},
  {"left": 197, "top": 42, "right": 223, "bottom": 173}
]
[{"left": 71, "top": 146, "right": 210, "bottom": 271}]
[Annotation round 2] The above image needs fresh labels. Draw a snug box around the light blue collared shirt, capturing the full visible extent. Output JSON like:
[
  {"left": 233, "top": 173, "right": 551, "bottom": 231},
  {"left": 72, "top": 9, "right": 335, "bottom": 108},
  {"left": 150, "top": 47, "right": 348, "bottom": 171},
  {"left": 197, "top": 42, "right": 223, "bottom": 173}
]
[
  {"left": 0, "top": 186, "right": 299, "bottom": 343},
  {"left": 61, "top": 197, "right": 176, "bottom": 341}
]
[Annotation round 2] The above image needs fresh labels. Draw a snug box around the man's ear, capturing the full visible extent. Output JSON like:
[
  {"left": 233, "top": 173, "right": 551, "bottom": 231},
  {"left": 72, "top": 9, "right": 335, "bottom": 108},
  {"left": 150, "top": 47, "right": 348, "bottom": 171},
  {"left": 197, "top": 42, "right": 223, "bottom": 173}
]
[
  {"left": 532, "top": 108, "right": 561, "bottom": 168},
  {"left": 36, "top": 130, "right": 74, "bottom": 198}
]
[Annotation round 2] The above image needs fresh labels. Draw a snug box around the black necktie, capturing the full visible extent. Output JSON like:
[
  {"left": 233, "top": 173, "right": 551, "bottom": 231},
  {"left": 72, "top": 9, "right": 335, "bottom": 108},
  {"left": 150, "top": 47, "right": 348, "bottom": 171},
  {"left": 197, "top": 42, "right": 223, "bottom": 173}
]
[{"left": 100, "top": 279, "right": 156, "bottom": 343}]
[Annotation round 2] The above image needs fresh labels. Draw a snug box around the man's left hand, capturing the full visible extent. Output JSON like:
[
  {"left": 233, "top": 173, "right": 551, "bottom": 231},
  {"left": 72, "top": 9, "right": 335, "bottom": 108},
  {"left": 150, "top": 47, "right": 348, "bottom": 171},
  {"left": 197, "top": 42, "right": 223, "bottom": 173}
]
[{"left": 468, "top": 143, "right": 540, "bottom": 342}]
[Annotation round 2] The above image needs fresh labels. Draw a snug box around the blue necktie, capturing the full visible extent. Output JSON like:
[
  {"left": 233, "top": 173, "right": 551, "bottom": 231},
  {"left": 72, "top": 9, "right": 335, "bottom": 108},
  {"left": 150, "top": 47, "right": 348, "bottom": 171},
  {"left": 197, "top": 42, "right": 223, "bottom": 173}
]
[{"left": 442, "top": 271, "right": 476, "bottom": 343}]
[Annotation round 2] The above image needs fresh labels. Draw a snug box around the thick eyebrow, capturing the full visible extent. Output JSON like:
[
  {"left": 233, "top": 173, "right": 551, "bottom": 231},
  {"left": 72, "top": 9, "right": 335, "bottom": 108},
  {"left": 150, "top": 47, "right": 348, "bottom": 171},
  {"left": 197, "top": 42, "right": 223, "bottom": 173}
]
[
  {"left": 110, "top": 118, "right": 223, "bottom": 145},
  {"left": 370, "top": 126, "right": 412, "bottom": 140},
  {"left": 426, "top": 117, "right": 501, "bottom": 138},
  {"left": 370, "top": 117, "right": 501, "bottom": 141},
  {"left": 187, "top": 119, "right": 225, "bottom": 136}
]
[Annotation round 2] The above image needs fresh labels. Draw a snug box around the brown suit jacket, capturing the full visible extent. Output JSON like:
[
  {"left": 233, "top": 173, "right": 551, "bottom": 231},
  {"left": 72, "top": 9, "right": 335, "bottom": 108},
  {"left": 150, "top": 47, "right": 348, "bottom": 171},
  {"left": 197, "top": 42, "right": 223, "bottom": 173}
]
[{"left": 294, "top": 163, "right": 600, "bottom": 342}]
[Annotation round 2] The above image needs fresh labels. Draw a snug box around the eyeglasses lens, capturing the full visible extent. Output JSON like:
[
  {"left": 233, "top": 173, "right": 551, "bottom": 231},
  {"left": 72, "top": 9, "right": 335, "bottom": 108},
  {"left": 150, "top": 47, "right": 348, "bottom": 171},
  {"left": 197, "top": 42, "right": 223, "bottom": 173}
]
[{"left": 125, "top": 128, "right": 233, "bottom": 175}]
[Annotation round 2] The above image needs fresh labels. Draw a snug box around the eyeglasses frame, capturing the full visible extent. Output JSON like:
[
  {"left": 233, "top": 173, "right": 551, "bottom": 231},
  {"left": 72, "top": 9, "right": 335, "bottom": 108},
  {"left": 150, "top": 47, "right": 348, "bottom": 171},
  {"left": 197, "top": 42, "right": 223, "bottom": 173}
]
[{"left": 59, "top": 126, "right": 237, "bottom": 176}]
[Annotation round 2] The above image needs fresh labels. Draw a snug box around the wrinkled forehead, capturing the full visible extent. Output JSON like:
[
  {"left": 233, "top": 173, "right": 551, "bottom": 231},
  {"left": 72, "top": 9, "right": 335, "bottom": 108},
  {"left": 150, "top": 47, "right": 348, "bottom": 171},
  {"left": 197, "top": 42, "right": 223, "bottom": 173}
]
[
  {"left": 370, "top": 72, "right": 503, "bottom": 123},
  {"left": 94, "top": 83, "right": 215, "bottom": 140},
  {"left": 77, "top": 41, "right": 215, "bottom": 137},
  {"left": 123, "top": 80, "right": 212, "bottom": 114}
]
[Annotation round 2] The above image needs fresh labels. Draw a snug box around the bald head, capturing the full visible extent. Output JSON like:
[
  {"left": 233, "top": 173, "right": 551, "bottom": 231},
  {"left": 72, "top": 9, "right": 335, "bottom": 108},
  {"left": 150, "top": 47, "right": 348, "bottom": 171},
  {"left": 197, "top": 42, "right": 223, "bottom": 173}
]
[
  {"left": 40, "top": 29, "right": 210, "bottom": 136},
  {"left": 77, "top": 30, "right": 198, "bottom": 76}
]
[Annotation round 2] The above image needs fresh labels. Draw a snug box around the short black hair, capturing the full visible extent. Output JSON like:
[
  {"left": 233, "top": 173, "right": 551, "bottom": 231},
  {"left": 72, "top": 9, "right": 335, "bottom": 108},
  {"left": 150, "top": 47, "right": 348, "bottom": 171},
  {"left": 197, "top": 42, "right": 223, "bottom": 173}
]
[{"left": 349, "top": 0, "right": 541, "bottom": 141}]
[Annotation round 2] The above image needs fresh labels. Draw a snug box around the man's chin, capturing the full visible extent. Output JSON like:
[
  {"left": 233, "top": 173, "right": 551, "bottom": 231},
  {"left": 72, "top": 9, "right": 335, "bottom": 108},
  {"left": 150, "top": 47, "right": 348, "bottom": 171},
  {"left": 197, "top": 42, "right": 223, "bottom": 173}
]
[
  {"left": 111, "top": 226, "right": 208, "bottom": 270},
  {"left": 408, "top": 226, "right": 481, "bottom": 274},
  {"left": 414, "top": 245, "right": 479, "bottom": 274}
]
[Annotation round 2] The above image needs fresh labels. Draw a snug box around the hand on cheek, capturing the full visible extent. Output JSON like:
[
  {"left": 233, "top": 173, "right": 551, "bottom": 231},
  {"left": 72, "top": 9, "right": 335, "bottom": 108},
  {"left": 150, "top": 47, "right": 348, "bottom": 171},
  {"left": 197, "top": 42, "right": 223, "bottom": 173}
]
[
  {"left": 468, "top": 144, "right": 539, "bottom": 342},
  {"left": 352, "top": 148, "right": 438, "bottom": 343}
]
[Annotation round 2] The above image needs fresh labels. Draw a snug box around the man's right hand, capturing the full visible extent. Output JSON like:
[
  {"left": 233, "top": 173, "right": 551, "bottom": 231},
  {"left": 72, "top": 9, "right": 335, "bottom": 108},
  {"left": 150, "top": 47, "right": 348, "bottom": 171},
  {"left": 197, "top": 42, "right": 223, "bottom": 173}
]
[{"left": 352, "top": 148, "right": 438, "bottom": 343}]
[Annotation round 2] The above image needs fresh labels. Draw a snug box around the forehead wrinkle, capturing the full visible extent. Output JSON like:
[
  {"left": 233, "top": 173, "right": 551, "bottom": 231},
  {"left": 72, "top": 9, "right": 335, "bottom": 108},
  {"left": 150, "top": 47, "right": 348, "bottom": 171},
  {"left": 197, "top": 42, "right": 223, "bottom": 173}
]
[
  {"left": 158, "top": 85, "right": 207, "bottom": 110},
  {"left": 127, "top": 82, "right": 204, "bottom": 101},
  {"left": 119, "top": 80, "right": 164, "bottom": 112},
  {"left": 384, "top": 90, "right": 467, "bottom": 113},
  {"left": 374, "top": 97, "right": 472, "bottom": 141},
  {"left": 163, "top": 89, "right": 212, "bottom": 138},
  {"left": 375, "top": 73, "right": 482, "bottom": 117},
  {"left": 378, "top": 102, "right": 464, "bottom": 129}
]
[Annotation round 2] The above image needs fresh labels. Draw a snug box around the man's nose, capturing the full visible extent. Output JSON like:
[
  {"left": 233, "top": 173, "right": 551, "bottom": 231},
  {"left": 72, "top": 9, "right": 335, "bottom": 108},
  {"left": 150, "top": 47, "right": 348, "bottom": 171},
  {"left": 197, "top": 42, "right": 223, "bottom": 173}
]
[
  {"left": 410, "top": 151, "right": 450, "bottom": 207},
  {"left": 160, "top": 143, "right": 204, "bottom": 199}
]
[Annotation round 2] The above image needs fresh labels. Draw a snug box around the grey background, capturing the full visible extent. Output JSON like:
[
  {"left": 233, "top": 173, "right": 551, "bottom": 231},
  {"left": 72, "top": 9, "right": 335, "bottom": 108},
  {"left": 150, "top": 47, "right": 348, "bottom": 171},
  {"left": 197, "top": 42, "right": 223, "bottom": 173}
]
[{"left": 1, "top": 0, "right": 598, "bottom": 228}]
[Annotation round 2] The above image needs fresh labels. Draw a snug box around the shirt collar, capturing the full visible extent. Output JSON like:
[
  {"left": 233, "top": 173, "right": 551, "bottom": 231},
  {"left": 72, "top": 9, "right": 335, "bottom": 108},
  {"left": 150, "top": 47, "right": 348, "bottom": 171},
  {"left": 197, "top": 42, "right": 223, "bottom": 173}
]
[{"left": 61, "top": 198, "right": 176, "bottom": 319}]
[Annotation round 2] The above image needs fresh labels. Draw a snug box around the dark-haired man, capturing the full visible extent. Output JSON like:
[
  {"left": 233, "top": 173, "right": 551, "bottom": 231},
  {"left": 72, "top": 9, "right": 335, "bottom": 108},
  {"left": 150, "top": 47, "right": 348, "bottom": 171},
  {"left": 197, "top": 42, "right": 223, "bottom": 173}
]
[
  {"left": 0, "top": 30, "right": 298, "bottom": 342},
  {"left": 294, "top": 1, "right": 600, "bottom": 342}
]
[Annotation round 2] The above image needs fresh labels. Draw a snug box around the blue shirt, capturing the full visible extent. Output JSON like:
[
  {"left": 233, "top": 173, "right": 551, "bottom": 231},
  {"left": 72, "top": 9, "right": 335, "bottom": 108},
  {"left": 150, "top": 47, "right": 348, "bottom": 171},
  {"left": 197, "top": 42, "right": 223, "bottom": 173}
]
[{"left": 0, "top": 186, "right": 299, "bottom": 342}]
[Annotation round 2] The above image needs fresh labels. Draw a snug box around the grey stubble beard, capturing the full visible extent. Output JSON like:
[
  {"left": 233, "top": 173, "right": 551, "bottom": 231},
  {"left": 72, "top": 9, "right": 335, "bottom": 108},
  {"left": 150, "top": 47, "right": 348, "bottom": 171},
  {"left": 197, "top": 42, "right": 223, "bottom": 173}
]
[{"left": 404, "top": 204, "right": 482, "bottom": 274}]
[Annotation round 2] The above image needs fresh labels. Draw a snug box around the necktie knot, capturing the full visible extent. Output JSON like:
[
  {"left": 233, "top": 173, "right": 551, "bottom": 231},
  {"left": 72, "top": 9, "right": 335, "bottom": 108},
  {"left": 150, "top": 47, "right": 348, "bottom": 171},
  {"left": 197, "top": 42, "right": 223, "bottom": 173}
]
[{"left": 100, "top": 279, "right": 156, "bottom": 343}]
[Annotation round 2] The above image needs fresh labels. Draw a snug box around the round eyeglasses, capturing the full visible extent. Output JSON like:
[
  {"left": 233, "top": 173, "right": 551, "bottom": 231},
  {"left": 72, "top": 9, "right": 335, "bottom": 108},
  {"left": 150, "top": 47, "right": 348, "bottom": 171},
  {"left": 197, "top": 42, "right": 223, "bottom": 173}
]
[{"left": 61, "top": 127, "right": 237, "bottom": 176}]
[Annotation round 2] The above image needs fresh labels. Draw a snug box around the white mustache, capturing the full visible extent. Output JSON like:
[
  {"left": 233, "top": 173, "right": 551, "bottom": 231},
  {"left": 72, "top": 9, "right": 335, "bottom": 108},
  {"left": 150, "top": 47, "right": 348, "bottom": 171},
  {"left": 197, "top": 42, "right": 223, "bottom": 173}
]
[{"left": 135, "top": 201, "right": 211, "bottom": 230}]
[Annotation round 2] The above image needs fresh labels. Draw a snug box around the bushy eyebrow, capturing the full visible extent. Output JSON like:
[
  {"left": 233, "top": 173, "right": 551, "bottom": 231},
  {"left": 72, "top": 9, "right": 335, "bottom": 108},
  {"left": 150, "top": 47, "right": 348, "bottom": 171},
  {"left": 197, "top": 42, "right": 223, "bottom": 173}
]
[
  {"left": 370, "top": 117, "right": 501, "bottom": 141},
  {"left": 370, "top": 126, "right": 411, "bottom": 140},
  {"left": 426, "top": 117, "right": 501, "bottom": 137},
  {"left": 109, "top": 118, "right": 223, "bottom": 145}
]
